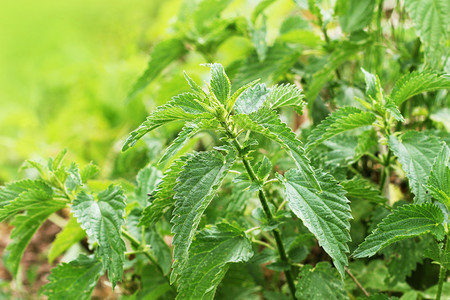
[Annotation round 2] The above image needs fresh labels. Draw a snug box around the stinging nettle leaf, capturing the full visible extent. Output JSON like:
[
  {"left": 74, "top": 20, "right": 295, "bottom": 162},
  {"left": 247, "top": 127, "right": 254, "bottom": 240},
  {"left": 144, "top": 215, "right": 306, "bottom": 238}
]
[
  {"left": 266, "top": 83, "right": 305, "bottom": 114},
  {"left": 72, "top": 185, "right": 127, "bottom": 287},
  {"left": 48, "top": 215, "right": 87, "bottom": 263},
  {"left": 353, "top": 203, "right": 445, "bottom": 258},
  {"left": 135, "top": 165, "right": 162, "bottom": 205},
  {"left": 176, "top": 223, "right": 253, "bottom": 299},
  {"left": 388, "top": 131, "right": 444, "bottom": 203},
  {"left": 390, "top": 71, "right": 450, "bottom": 105},
  {"left": 43, "top": 254, "right": 104, "bottom": 300},
  {"left": 139, "top": 155, "right": 191, "bottom": 227},
  {"left": 233, "top": 108, "right": 320, "bottom": 190},
  {"left": 233, "top": 83, "right": 269, "bottom": 115},
  {"left": 171, "top": 150, "right": 236, "bottom": 281},
  {"left": 404, "top": 0, "right": 449, "bottom": 67},
  {"left": 426, "top": 144, "right": 450, "bottom": 207},
  {"left": 207, "top": 63, "right": 231, "bottom": 104},
  {"left": 158, "top": 119, "right": 219, "bottom": 167},
  {"left": 5, "top": 199, "right": 67, "bottom": 276},
  {"left": 283, "top": 169, "right": 352, "bottom": 277},
  {"left": 305, "top": 107, "right": 376, "bottom": 153},
  {"left": 122, "top": 92, "right": 211, "bottom": 151}
]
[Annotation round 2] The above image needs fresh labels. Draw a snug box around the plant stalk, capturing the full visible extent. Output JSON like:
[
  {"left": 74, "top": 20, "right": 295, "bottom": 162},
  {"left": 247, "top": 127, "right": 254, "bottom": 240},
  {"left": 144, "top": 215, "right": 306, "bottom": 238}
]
[
  {"left": 226, "top": 130, "right": 297, "bottom": 299},
  {"left": 436, "top": 236, "right": 449, "bottom": 300}
]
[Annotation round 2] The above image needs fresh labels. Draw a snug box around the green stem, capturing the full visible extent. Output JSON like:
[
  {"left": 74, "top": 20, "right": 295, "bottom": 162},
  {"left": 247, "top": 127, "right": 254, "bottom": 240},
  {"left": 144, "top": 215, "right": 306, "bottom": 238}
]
[
  {"left": 226, "top": 128, "right": 297, "bottom": 300},
  {"left": 121, "top": 228, "right": 174, "bottom": 290},
  {"left": 436, "top": 237, "right": 449, "bottom": 300},
  {"left": 436, "top": 266, "right": 447, "bottom": 300}
]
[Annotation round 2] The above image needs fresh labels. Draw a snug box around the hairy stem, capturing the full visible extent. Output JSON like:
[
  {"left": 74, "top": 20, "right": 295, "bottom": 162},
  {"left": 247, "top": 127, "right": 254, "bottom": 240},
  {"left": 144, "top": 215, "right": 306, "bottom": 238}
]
[
  {"left": 436, "top": 236, "right": 449, "bottom": 300},
  {"left": 225, "top": 127, "right": 297, "bottom": 299}
]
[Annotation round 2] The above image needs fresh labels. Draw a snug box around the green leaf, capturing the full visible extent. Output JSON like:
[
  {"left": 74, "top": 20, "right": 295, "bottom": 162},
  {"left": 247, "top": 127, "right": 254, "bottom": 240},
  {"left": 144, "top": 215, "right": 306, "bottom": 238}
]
[
  {"left": 72, "top": 185, "right": 127, "bottom": 287},
  {"left": 390, "top": 71, "right": 450, "bottom": 105},
  {"left": 305, "top": 107, "right": 376, "bottom": 152},
  {"left": 337, "top": 0, "right": 375, "bottom": 33},
  {"left": 388, "top": 131, "right": 444, "bottom": 203},
  {"left": 43, "top": 254, "right": 104, "bottom": 300},
  {"left": 226, "top": 79, "right": 260, "bottom": 112},
  {"left": 122, "top": 92, "right": 211, "bottom": 151},
  {"left": 295, "top": 262, "right": 347, "bottom": 300},
  {"left": 404, "top": 0, "right": 449, "bottom": 67},
  {"left": 341, "top": 178, "right": 387, "bottom": 204},
  {"left": 234, "top": 83, "right": 269, "bottom": 115},
  {"left": 283, "top": 169, "right": 351, "bottom": 277},
  {"left": 353, "top": 203, "right": 445, "bottom": 258},
  {"left": 382, "top": 237, "right": 428, "bottom": 286},
  {"left": 266, "top": 83, "right": 305, "bottom": 114},
  {"left": 48, "top": 215, "right": 87, "bottom": 263},
  {"left": 127, "top": 38, "right": 187, "bottom": 100},
  {"left": 171, "top": 150, "right": 236, "bottom": 280},
  {"left": 6, "top": 205, "right": 67, "bottom": 276},
  {"left": 158, "top": 119, "right": 219, "bottom": 167},
  {"left": 139, "top": 155, "right": 191, "bottom": 227},
  {"left": 80, "top": 162, "right": 100, "bottom": 182},
  {"left": 208, "top": 63, "right": 231, "bottom": 104},
  {"left": 135, "top": 165, "right": 162, "bottom": 205},
  {"left": 177, "top": 223, "right": 253, "bottom": 300},
  {"left": 184, "top": 71, "right": 207, "bottom": 98},
  {"left": 361, "top": 68, "right": 382, "bottom": 103},
  {"left": 233, "top": 108, "right": 320, "bottom": 190},
  {"left": 0, "top": 180, "right": 55, "bottom": 222},
  {"left": 0, "top": 179, "right": 51, "bottom": 210},
  {"left": 427, "top": 144, "right": 450, "bottom": 207}
]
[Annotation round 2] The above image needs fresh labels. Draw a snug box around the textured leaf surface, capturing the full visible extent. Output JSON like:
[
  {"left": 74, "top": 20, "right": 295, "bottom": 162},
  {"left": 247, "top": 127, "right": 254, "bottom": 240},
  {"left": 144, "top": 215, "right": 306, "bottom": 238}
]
[
  {"left": 122, "top": 93, "right": 211, "bottom": 151},
  {"left": 353, "top": 204, "right": 445, "bottom": 258},
  {"left": 72, "top": 185, "right": 126, "bottom": 287},
  {"left": 177, "top": 223, "right": 253, "bottom": 300},
  {"left": 127, "top": 38, "right": 187, "bottom": 100},
  {"left": 405, "top": 0, "right": 449, "bottom": 66},
  {"left": 389, "top": 131, "right": 444, "bottom": 203},
  {"left": 208, "top": 63, "right": 231, "bottom": 104},
  {"left": 171, "top": 150, "right": 236, "bottom": 279},
  {"left": 234, "top": 83, "right": 269, "bottom": 115},
  {"left": 158, "top": 119, "right": 219, "bottom": 166},
  {"left": 43, "top": 254, "right": 104, "bottom": 300},
  {"left": 233, "top": 108, "right": 320, "bottom": 190},
  {"left": 295, "top": 262, "right": 348, "bottom": 300},
  {"left": 48, "top": 216, "right": 86, "bottom": 263},
  {"left": 139, "top": 155, "right": 191, "bottom": 227},
  {"left": 0, "top": 180, "right": 54, "bottom": 222},
  {"left": 283, "top": 169, "right": 351, "bottom": 276},
  {"left": 266, "top": 83, "right": 305, "bottom": 113},
  {"left": 427, "top": 145, "right": 450, "bottom": 207},
  {"left": 341, "top": 177, "right": 387, "bottom": 204},
  {"left": 390, "top": 71, "right": 450, "bottom": 105},
  {"left": 135, "top": 165, "right": 161, "bottom": 205},
  {"left": 5, "top": 200, "right": 66, "bottom": 276},
  {"left": 306, "top": 107, "right": 375, "bottom": 152}
]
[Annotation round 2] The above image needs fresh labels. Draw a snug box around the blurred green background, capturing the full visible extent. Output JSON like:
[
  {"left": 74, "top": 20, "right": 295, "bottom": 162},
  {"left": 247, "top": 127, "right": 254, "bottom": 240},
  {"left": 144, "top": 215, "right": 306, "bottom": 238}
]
[
  {"left": 0, "top": 0, "right": 181, "bottom": 182},
  {"left": 0, "top": 0, "right": 295, "bottom": 183}
]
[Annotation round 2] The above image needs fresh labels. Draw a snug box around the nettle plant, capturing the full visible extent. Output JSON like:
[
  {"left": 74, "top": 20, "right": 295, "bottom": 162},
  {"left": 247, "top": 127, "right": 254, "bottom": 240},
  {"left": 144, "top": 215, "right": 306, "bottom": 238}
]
[{"left": 1, "top": 64, "right": 449, "bottom": 299}]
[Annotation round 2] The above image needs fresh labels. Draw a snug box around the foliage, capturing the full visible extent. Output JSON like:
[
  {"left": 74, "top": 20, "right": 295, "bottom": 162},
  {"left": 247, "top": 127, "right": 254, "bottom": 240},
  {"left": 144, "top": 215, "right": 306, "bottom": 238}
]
[{"left": 1, "top": 0, "right": 449, "bottom": 299}]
